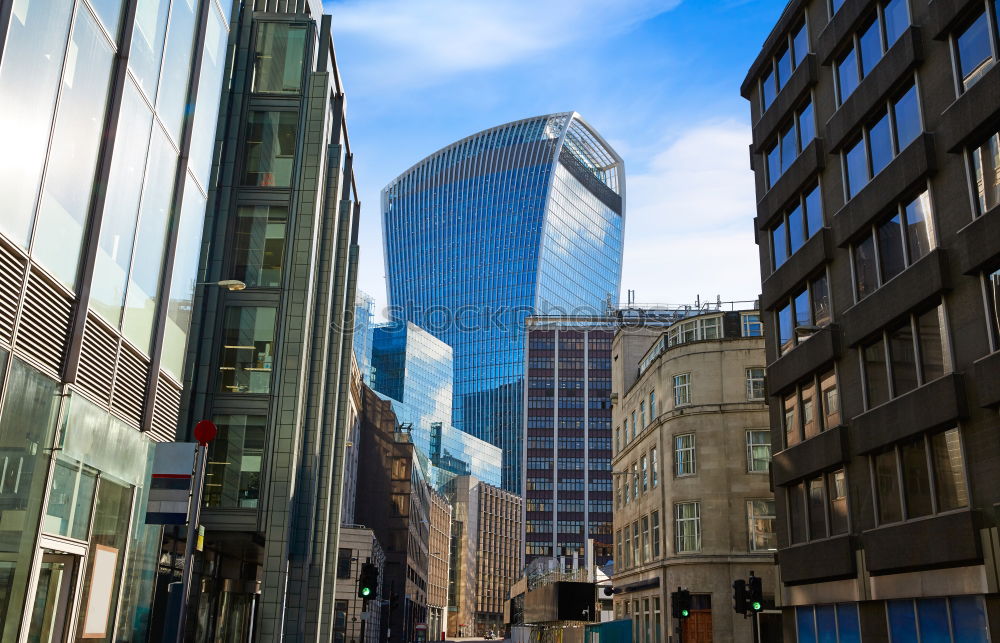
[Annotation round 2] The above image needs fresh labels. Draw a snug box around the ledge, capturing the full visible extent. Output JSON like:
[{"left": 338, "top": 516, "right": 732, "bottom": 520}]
[
  {"left": 840, "top": 249, "right": 949, "bottom": 347},
  {"left": 772, "top": 424, "right": 849, "bottom": 487},
  {"left": 817, "top": 0, "right": 879, "bottom": 65},
  {"left": 831, "top": 133, "right": 936, "bottom": 248},
  {"left": 741, "top": 0, "right": 809, "bottom": 97},
  {"left": 956, "top": 208, "right": 1000, "bottom": 274},
  {"left": 825, "top": 28, "right": 923, "bottom": 154},
  {"left": 863, "top": 510, "right": 980, "bottom": 575},
  {"left": 761, "top": 228, "right": 834, "bottom": 312},
  {"left": 850, "top": 373, "right": 966, "bottom": 455},
  {"left": 927, "top": 0, "right": 985, "bottom": 40},
  {"left": 778, "top": 535, "right": 856, "bottom": 585},
  {"left": 766, "top": 326, "right": 839, "bottom": 396},
  {"left": 753, "top": 55, "right": 818, "bottom": 151},
  {"left": 757, "top": 138, "right": 825, "bottom": 219},
  {"left": 939, "top": 62, "right": 1000, "bottom": 153},
  {"left": 973, "top": 351, "right": 1000, "bottom": 408}
]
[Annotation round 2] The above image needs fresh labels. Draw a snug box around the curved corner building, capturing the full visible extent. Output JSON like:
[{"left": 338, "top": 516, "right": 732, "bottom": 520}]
[{"left": 382, "top": 113, "right": 625, "bottom": 491}]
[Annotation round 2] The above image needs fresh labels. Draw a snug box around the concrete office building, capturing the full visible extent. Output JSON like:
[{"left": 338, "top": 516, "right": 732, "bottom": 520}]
[
  {"left": 610, "top": 308, "right": 776, "bottom": 642},
  {"left": 522, "top": 318, "right": 615, "bottom": 568},
  {"left": 744, "top": 0, "right": 1000, "bottom": 640},
  {"left": 180, "top": 1, "right": 361, "bottom": 639},
  {"left": 382, "top": 113, "right": 626, "bottom": 492},
  {"left": 335, "top": 526, "right": 385, "bottom": 643},
  {"left": 0, "top": 0, "right": 228, "bottom": 638}
]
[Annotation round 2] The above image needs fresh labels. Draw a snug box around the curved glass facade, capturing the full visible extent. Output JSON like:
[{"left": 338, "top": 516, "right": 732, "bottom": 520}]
[{"left": 382, "top": 113, "right": 625, "bottom": 491}]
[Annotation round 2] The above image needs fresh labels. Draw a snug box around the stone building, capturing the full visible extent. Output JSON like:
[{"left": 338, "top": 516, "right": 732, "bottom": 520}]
[
  {"left": 335, "top": 526, "right": 385, "bottom": 643},
  {"left": 744, "top": 0, "right": 1000, "bottom": 640},
  {"left": 427, "top": 487, "right": 452, "bottom": 640},
  {"left": 611, "top": 309, "right": 777, "bottom": 642}
]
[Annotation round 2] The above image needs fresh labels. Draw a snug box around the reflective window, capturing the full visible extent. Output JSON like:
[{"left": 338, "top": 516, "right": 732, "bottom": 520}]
[
  {"left": 253, "top": 22, "right": 306, "bottom": 94},
  {"left": 747, "top": 499, "right": 776, "bottom": 551},
  {"left": 778, "top": 303, "right": 793, "bottom": 356},
  {"left": 873, "top": 428, "right": 967, "bottom": 526},
  {"left": 91, "top": 82, "right": 154, "bottom": 326},
  {"left": 970, "top": 130, "right": 1000, "bottom": 215},
  {"left": 837, "top": 48, "right": 860, "bottom": 102},
  {"left": 771, "top": 184, "right": 823, "bottom": 272},
  {"left": 888, "top": 321, "right": 918, "bottom": 395},
  {"left": 862, "top": 306, "right": 948, "bottom": 408},
  {"left": 189, "top": 6, "right": 228, "bottom": 186},
  {"left": 772, "top": 220, "right": 788, "bottom": 268},
  {"left": 875, "top": 448, "right": 902, "bottom": 523},
  {"left": 853, "top": 192, "right": 934, "bottom": 300},
  {"left": 836, "top": 1, "right": 911, "bottom": 104},
  {"left": 129, "top": 0, "right": 171, "bottom": 99},
  {"left": 859, "top": 18, "right": 883, "bottom": 77},
  {"left": 829, "top": 469, "right": 848, "bottom": 535},
  {"left": 843, "top": 83, "right": 921, "bottom": 199},
  {"left": 892, "top": 82, "right": 921, "bottom": 150},
  {"left": 43, "top": 457, "right": 97, "bottom": 540},
  {"left": 863, "top": 338, "right": 890, "bottom": 407},
  {"left": 88, "top": 0, "right": 125, "bottom": 38},
  {"left": 878, "top": 213, "right": 906, "bottom": 282},
  {"left": 162, "top": 174, "right": 207, "bottom": 379},
  {"left": 788, "top": 482, "right": 806, "bottom": 543},
  {"left": 121, "top": 125, "right": 179, "bottom": 352},
  {"left": 844, "top": 138, "right": 868, "bottom": 199},
  {"left": 156, "top": 0, "right": 198, "bottom": 141},
  {"left": 242, "top": 111, "right": 298, "bottom": 187},
  {"left": 807, "top": 476, "right": 826, "bottom": 538},
  {"left": 0, "top": 0, "right": 74, "bottom": 248},
  {"left": 985, "top": 268, "right": 1000, "bottom": 351},
  {"left": 869, "top": 114, "right": 893, "bottom": 175},
  {"left": 932, "top": 429, "right": 969, "bottom": 512},
  {"left": 204, "top": 415, "right": 266, "bottom": 508},
  {"left": 760, "top": 20, "right": 808, "bottom": 112},
  {"left": 883, "top": 0, "right": 909, "bottom": 46},
  {"left": 232, "top": 205, "right": 288, "bottom": 287},
  {"left": 956, "top": 9, "right": 993, "bottom": 90},
  {"left": 901, "top": 438, "right": 932, "bottom": 518},
  {"left": 219, "top": 307, "right": 277, "bottom": 393},
  {"left": 765, "top": 101, "right": 814, "bottom": 188},
  {"left": 32, "top": 8, "right": 116, "bottom": 287}
]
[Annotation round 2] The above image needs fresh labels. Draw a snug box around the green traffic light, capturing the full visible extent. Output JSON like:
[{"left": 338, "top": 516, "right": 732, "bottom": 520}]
[
  {"left": 361, "top": 587, "right": 371, "bottom": 597},
  {"left": 751, "top": 601, "right": 761, "bottom": 611},
  {"left": 681, "top": 609, "right": 689, "bottom": 617}
]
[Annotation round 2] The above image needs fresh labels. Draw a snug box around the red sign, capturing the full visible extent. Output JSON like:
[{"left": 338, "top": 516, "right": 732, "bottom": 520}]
[{"left": 194, "top": 420, "right": 218, "bottom": 446}]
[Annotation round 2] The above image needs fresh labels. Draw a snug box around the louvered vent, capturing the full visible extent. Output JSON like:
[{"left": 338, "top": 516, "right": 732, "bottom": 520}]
[
  {"left": 111, "top": 344, "right": 149, "bottom": 427},
  {"left": 0, "top": 242, "right": 25, "bottom": 346},
  {"left": 76, "top": 314, "right": 118, "bottom": 405},
  {"left": 149, "top": 374, "right": 183, "bottom": 442},
  {"left": 18, "top": 269, "right": 72, "bottom": 375}
]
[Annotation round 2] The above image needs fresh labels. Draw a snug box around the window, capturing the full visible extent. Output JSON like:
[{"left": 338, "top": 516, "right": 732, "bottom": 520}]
[
  {"left": 253, "top": 22, "right": 306, "bottom": 94},
  {"left": 641, "top": 454, "right": 648, "bottom": 492},
  {"left": 747, "top": 500, "right": 777, "bottom": 551},
  {"left": 651, "top": 511, "right": 661, "bottom": 558},
  {"left": 747, "top": 430, "right": 771, "bottom": 473},
  {"left": 673, "top": 373, "right": 691, "bottom": 406},
  {"left": 649, "top": 390, "right": 656, "bottom": 421},
  {"left": 843, "top": 83, "right": 921, "bottom": 199},
  {"left": 742, "top": 312, "right": 763, "bottom": 337},
  {"left": 632, "top": 521, "right": 640, "bottom": 566},
  {"left": 873, "top": 427, "right": 968, "bottom": 526},
  {"left": 852, "top": 192, "right": 934, "bottom": 301},
  {"left": 771, "top": 185, "right": 823, "bottom": 270},
  {"left": 623, "top": 528, "right": 631, "bottom": 568},
  {"left": 746, "top": 367, "right": 766, "bottom": 400},
  {"left": 631, "top": 410, "right": 637, "bottom": 437},
  {"left": 985, "top": 268, "right": 1000, "bottom": 351},
  {"left": 242, "top": 111, "right": 298, "bottom": 187},
  {"left": 674, "top": 502, "right": 701, "bottom": 553},
  {"left": 650, "top": 447, "right": 659, "bottom": 487},
  {"left": 231, "top": 205, "right": 288, "bottom": 288},
  {"left": 205, "top": 415, "right": 266, "bottom": 508},
  {"left": 796, "top": 604, "right": 860, "bottom": 643},
  {"left": 783, "top": 369, "right": 840, "bottom": 447},
  {"left": 775, "top": 273, "right": 831, "bottom": 356},
  {"left": 616, "top": 530, "right": 623, "bottom": 568},
  {"left": 639, "top": 400, "right": 646, "bottom": 428},
  {"left": 765, "top": 101, "right": 816, "bottom": 188},
  {"left": 219, "top": 307, "right": 277, "bottom": 393},
  {"left": 954, "top": 6, "right": 997, "bottom": 90},
  {"left": 887, "top": 596, "right": 989, "bottom": 643},
  {"left": 760, "top": 20, "right": 809, "bottom": 111},
  {"left": 835, "top": 0, "right": 910, "bottom": 103},
  {"left": 860, "top": 306, "right": 948, "bottom": 409},
  {"left": 526, "top": 478, "right": 552, "bottom": 491},
  {"left": 786, "top": 468, "right": 849, "bottom": 543},
  {"left": 970, "top": 129, "right": 1000, "bottom": 215},
  {"left": 674, "top": 434, "right": 696, "bottom": 477}
]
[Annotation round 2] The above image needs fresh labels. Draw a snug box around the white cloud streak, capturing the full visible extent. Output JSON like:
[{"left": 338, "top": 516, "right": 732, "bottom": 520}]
[
  {"left": 620, "top": 119, "right": 763, "bottom": 304},
  {"left": 328, "top": 0, "right": 682, "bottom": 87}
]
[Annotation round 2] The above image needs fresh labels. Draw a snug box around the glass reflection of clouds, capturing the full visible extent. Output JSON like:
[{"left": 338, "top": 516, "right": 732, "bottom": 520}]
[{"left": 382, "top": 113, "right": 625, "bottom": 492}]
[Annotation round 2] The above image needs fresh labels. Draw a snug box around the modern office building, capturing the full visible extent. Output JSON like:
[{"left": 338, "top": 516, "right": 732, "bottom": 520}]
[
  {"left": 335, "top": 526, "right": 385, "bottom": 643},
  {"left": 382, "top": 112, "right": 626, "bottom": 492},
  {"left": 179, "top": 1, "right": 361, "bottom": 640},
  {"left": 355, "top": 386, "right": 433, "bottom": 643},
  {"left": 744, "top": 1, "right": 1000, "bottom": 640},
  {"left": 610, "top": 308, "right": 776, "bottom": 642},
  {"left": 522, "top": 318, "right": 614, "bottom": 568},
  {"left": 354, "top": 290, "right": 376, "bottom": 384},
  {"left": 369, "top": 320, "right": 503, "bottom": 488},
  {"left": 0, "top": 0, "right": 228, "bottom": 638}
]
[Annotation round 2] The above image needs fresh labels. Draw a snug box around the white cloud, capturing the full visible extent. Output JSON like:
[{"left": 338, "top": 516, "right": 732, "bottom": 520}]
[
  {"left": 327, "top": 0, "right": 682, "bottom": 87},
  {"left": 620, "top": 120, "right": 763, "bottom": 304}
]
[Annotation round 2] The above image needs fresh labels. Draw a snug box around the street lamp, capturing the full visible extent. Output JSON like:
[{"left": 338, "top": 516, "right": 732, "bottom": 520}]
[{"left": 197, "top": 279, "right": 247, "bottom": 291}]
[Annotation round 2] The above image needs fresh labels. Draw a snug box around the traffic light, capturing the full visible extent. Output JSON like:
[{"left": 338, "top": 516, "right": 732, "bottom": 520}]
[
  {"left": 603, "top": 586, "right": 622, "bottom": 597},
  {"left": 747, "top": 575, "right": 763, "bottom": 613},
  {"left": 732, "top": 579, "right": 748, "bottom": 615},
  {"left": 358, "top": 562, "right": 378, "bottom": 599},
  {"left": 670, "top": 588, "right": 691, "bottom": 619}
]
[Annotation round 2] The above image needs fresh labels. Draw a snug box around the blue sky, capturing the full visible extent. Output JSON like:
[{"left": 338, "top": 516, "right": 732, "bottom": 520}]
[{"left": 325, "top": 0, "right": 787, "bottom": 314}]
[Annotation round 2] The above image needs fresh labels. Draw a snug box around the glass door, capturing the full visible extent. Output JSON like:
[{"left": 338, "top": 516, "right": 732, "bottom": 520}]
[{"left": 26, "top": 552, "right": 79, "bottom": 643}]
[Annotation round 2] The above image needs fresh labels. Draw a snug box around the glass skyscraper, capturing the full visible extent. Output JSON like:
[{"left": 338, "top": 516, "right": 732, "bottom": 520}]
[{"left": 382, "top": 112, "right": 625, "bottom": 492}]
